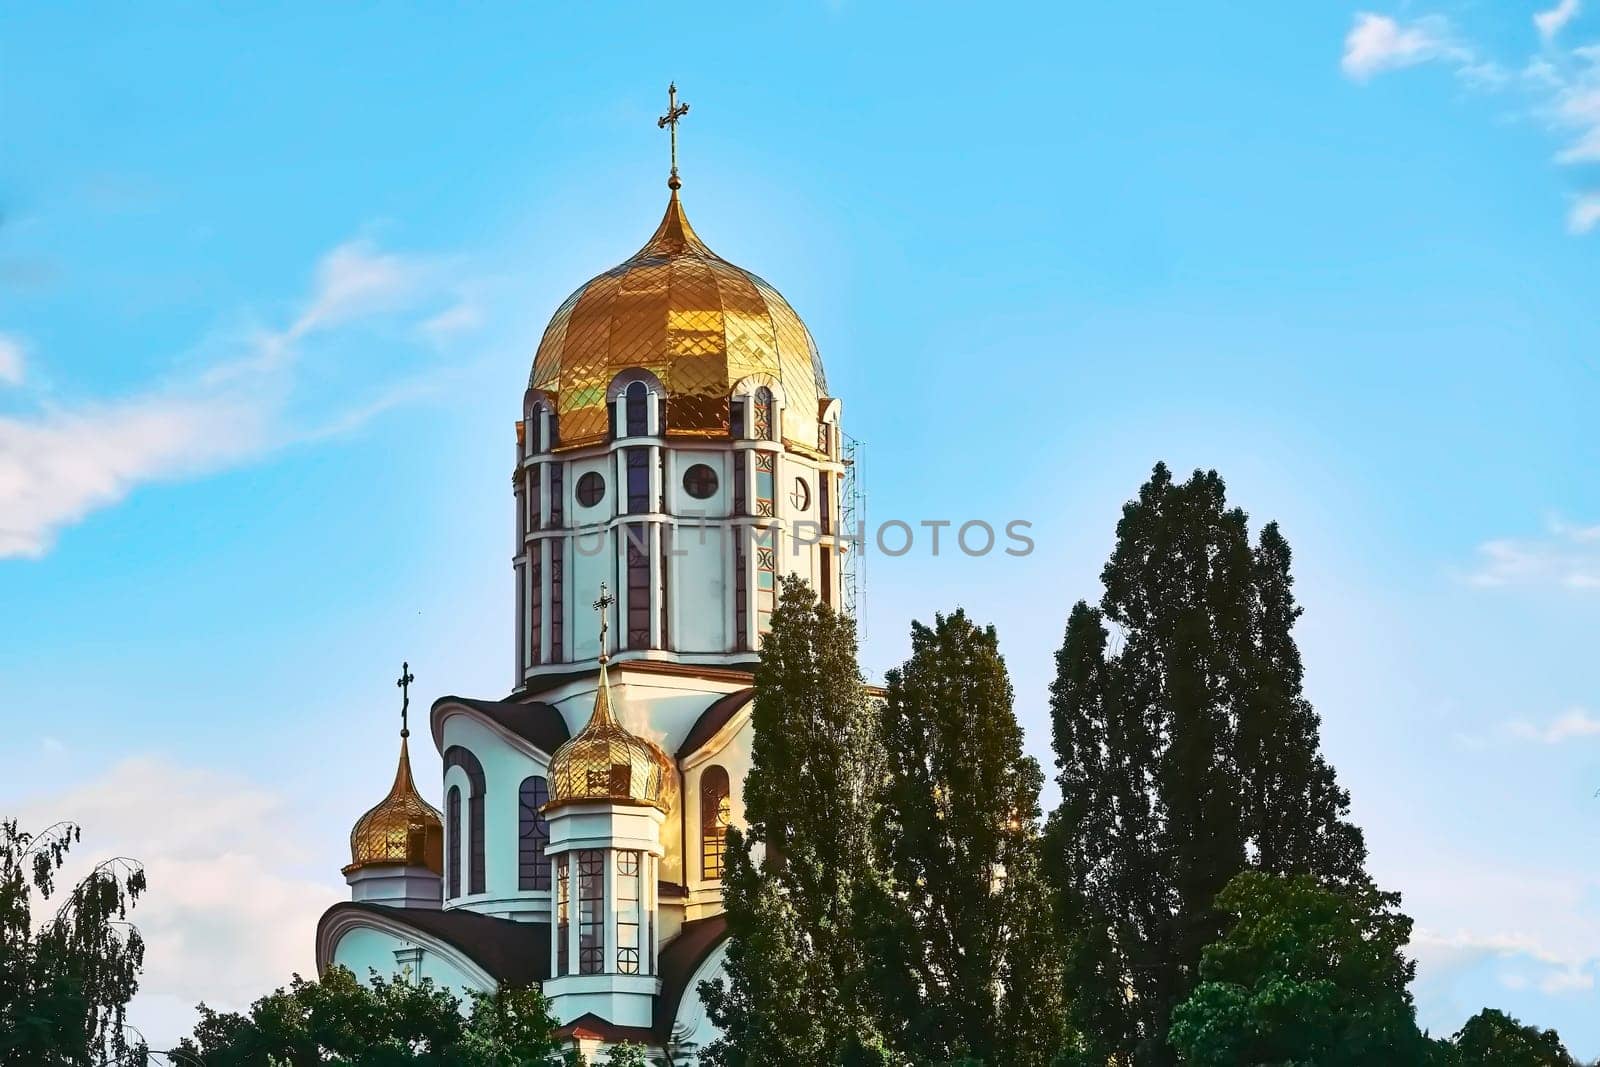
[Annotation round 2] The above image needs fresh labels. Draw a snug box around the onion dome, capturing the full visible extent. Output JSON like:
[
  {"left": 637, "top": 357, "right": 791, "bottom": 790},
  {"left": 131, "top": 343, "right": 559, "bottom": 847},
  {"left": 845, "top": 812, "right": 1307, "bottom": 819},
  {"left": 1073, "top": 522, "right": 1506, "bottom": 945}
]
[
  {"left": 547, "top": 589, "right": 675, "bottom": 812},
  {"left": 344, "top": 667, "right": 444, "bottom": 875},
  {"left": 528, "top": 188, "right": 829, "bottom": 451}
]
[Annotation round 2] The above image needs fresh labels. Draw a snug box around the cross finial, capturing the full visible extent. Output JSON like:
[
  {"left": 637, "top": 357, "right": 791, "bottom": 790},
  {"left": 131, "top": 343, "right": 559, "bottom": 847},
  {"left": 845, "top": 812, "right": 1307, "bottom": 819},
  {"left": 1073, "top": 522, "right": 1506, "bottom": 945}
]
[
  {"left": 396, "top": 662, "right": 415, "bottom": 738},
  {"left": 593, "top": 583, "right": 615, "bottom": 663},
  {"left": 657, "top": 82, "right": 690, "bottom": 191}
]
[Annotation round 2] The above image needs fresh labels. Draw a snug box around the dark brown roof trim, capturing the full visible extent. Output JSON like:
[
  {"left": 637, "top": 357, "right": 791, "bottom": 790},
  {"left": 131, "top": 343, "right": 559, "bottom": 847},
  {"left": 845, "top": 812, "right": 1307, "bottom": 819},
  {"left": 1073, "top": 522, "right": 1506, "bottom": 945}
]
[
  {"left": 512, "top": 657, "right": 755, "bottom": 700},
  {"left": 556, "top": 1011, "right": 656, "bottom": 1045},
  {"left": 318, "top": 902, "right": 550, "bottom": 986},
  {"left": 433, "top": 696, "right": 570, "bottom": 756}
]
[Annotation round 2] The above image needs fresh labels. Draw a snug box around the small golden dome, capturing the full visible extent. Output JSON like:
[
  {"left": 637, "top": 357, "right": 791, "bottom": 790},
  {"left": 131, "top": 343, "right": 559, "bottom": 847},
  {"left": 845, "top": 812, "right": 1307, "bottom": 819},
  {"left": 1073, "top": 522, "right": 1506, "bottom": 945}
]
[
  {"left": 547, "top": 660, "right": 675, "bottom": 813},
  {"left": 344, "top": 735, "right": 444, "bottom": 876},
  {"left": 529, "top": 190, "right": 828, "bottom": 451}
]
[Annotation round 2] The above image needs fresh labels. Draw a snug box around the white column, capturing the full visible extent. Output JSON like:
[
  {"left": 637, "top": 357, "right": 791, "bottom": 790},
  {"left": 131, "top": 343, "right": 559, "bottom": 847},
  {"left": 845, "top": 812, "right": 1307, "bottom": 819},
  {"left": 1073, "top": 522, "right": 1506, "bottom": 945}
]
[
  {"left": 603, "top": 849, "right": 618, "bottom": 974},
  {"left": 549, "top": 853, "right": 559, "bottom": 977},
  {"left": 649, "top": 523, "right": 663, "bottom": 649},
  {"left": 566, "top": 852, "right": 579, "bottom": 974}
]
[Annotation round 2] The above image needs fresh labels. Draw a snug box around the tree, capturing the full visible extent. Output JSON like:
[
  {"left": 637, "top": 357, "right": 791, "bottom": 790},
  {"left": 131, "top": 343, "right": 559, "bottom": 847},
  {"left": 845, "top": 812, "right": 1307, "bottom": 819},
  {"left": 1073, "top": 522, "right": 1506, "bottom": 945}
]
[
  {"left": 1044, "top": 464, "right": 1368, "bottom": 1064},
  {"left": 597, "top": 1044, "right": 653, "bottom": 1066},
  {"left": 1167, "top": 871, "right": 1430, "bottom": 1066},
  {"left": 870, "top": 610, "right": 1067, "bottom": 1065},
  {"left": 0, "top": 818, "right": 149, "bottom": 1067},
  {"left": 699, "top": 575, "right": 892, "bottom": 1066},
  {"left": 175, "top": 966, "right": 565, "bottom": 1065},
  {"left": 1445, "top": 1009, "right": 1577, "bottom": 1066}
]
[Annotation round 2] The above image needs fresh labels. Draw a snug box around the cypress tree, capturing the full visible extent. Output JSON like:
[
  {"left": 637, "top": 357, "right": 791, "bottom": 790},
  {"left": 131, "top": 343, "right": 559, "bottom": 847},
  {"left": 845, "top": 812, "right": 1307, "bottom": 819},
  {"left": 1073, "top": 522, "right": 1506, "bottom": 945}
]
[
  {"left": 700, "top": 576, "right": 891, "bottom": 1067},
  {"left": 870, "top": 610, "right": 1068, "bottom": 1066},
  {"left": 1045, "top": 464, "right": 1368, "bottom": 1065}
]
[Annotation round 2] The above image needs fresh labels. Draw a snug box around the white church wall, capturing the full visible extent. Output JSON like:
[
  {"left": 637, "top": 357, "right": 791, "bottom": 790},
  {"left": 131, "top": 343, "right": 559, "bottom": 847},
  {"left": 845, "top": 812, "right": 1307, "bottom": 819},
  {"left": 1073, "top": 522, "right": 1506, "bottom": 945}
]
[
  {"left": 330, "top": 925, "right": 491, "bottom": 1003},
  {"left": 440, "top": 713, "right": 554, "bottom": 920},
  {"left": 672, "top": 524, "right": 729, "bottom": 653}
]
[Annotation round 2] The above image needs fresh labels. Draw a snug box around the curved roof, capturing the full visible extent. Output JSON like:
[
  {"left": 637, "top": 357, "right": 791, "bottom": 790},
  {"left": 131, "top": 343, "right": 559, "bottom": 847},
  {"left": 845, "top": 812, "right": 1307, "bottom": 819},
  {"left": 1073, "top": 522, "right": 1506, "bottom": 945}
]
[
  {"left": 676, "top": 687, "right": 755, "bottom": 760},
  {"left": 318, "top": 903, "right": 550, "bottom": 986},
  {"left": 529, "top": 191, "right": 827, "bottom": 450},
  {"left": 432, "top": 695, "right": 570, "bottom": 756}
]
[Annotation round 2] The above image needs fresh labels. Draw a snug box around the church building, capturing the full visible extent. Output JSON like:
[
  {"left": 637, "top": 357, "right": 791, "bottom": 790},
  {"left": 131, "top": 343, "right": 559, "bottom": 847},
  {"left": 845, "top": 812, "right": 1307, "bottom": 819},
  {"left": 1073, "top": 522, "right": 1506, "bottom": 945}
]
[{"left": 314, "top": 88, "right": 846, "bottom": 1063}]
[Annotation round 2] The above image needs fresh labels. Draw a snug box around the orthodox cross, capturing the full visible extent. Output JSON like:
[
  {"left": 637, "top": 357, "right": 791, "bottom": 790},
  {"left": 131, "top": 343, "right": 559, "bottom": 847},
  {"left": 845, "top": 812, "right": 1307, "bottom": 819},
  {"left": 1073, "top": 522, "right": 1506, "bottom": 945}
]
[
  {"left": 593, "top": 583, "right": 615, "bottom": 660},
  {"left": 396, "top": 662, "right": 414, "bottom": 738},
  {"left": 657, "top": 82, "right": 690, "bottom": 189}
]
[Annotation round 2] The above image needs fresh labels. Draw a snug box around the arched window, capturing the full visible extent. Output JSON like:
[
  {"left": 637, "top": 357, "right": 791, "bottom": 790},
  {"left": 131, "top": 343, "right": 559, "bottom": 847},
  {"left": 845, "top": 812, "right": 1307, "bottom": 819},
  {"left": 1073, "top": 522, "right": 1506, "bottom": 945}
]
[
  {"left": 444, "top": 747, "right": 486, "bottom": 895},
  {"left": 447, "top": 786, "right": 462, "bottom": 899},
  {"left": 625, "top": 381, "right": 651, "bottom": 438},
  {"left": 701, "top": 765, "right": 731, "bottom": 881},
  {"left": 528, "top": 404, "right": 545, "bottom": 455},
  {"left": 729, "top": 396, "right": 746, "bottom": 439},
  {"left": 753, "top": 387, "right": 775, "bottom": 441},
  {"left": 519, "top": 776, "right": 551, "bottom": 891}
]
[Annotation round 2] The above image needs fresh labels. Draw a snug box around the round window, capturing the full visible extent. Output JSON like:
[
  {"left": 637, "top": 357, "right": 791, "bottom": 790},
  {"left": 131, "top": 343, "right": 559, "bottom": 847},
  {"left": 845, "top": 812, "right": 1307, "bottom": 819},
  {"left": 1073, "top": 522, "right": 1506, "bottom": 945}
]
[
  {"left": 683, "top": 463, "right": 719, "bottom": 500},
  {"left": 790, "top": 477, "right": 811, "bottom": 511},
  {"left": 576, "top": 471, "right": 606, "bottom": 507}
]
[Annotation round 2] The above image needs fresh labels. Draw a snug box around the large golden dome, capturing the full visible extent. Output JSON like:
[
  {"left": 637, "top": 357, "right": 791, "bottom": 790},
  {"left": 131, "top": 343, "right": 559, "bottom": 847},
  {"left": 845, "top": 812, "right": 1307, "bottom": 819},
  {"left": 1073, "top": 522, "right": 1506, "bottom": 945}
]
[
  {"left": 529, "top": 190, "right": 828, "bottom": 451},
  {"left": 344, "top": 736, "right": 444, "bottom": 876},
  {"left": 546, "top": 658, "right": 675, "bottom": 813}
]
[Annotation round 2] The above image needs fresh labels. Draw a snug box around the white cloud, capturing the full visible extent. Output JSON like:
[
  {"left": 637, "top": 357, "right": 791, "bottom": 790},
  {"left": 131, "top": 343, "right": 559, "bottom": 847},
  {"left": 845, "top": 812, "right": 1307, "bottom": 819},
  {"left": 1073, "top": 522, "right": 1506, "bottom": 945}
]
[
  {"left": 1536, "top": 0, "right": 1582, "bottom": 42},
  {"left": 1569, "top": 192, "right": 1600, "bottom": 232},
  {"left": 0, "top": 332, "right": 25, "bottom": 386},
  {"left": 0, "top": 390, "right": 269, "bottom": 558},
  {"left": 0, "top": 239, "right": 440, "bottom": 558},
  {"left": 419, "top": 298, "right": 485, "bottom": 343},
  {"left": 1341, "top": 11, "right": 1600, "bottom": 233},
  {"left": 1508, "top": 707, "right": 1600, "bottom": 744},
  {"left": 292, "top": 240, "right": 426, "bottom": 338},
  {"left": 1342, "top": 13, "right": 1468, "bottom": 81},
  {"left": 17, "top": 757, "right": 343, "bottom": 1049},
  {"left": 1464, "top": 517, "right": 1600, "bottom": 591}
]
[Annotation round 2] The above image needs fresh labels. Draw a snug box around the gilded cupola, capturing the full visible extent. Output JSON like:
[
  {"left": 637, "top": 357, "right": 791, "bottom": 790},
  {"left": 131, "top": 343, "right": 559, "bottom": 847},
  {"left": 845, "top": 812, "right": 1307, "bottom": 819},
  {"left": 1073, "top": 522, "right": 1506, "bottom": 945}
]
[
  {"left": 546, "top": 587, "right": 676, "bottom": 812},
  {"left": 344, "top": 664, "right": 444, "bottom": 876},
  {"left": 527, "top": 165, "right": 828, "bottom": 452}
]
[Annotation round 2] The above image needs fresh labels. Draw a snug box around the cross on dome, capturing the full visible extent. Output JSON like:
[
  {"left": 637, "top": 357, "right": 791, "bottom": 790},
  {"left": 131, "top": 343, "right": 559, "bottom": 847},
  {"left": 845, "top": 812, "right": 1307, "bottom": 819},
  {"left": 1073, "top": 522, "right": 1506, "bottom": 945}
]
[
  {"left": 593, "top": 584, "right": 614, "bottom": 663},
  {"left": 395, "top": 661, "right": 414, "bottom": 738},
  {"left": 657, "top": 82, "right": 690, "bottom": 190}
]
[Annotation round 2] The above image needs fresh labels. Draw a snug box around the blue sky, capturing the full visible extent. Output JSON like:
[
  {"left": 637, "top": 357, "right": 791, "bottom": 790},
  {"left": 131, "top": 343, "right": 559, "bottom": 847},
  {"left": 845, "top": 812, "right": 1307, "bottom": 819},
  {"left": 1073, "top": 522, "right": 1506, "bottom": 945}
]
[{"left": 4, "top": 1, "right": 1600, "bottom": 1053}]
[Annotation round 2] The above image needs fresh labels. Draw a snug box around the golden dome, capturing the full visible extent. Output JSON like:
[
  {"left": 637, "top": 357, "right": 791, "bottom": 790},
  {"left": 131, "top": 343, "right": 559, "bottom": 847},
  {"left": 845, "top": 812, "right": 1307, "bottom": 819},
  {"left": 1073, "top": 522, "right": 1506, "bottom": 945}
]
[
  {"left": 546, "top": 658, "right": 675, "bottom": 813},
  {"left": 344, "top": 735, "right": 444, "bottom": 876},
  {"left": 529, "top": 190, "right": 828, "bottom": 451}
]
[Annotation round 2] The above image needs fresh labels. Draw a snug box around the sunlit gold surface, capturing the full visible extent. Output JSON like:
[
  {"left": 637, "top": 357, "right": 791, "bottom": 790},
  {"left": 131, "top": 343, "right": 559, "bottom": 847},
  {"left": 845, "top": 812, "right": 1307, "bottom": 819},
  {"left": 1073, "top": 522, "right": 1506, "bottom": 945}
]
[
  {"left": 529, "top": 192, "right": 828, "bottom": 449},
  {"left": 546, "top": 662, "right": 676, "bottom": 813},
  {"left": 344, "top": 737, "right": 445, "bottom": 875}
]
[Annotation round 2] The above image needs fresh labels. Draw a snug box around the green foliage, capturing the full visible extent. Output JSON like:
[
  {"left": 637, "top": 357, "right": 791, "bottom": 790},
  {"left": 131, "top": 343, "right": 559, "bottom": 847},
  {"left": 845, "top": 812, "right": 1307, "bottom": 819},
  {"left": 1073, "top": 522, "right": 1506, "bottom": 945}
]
[
  {"left": 1044, "top": 464, "right": 1368, "bottom": 1064},
  {"left": 597, "top": 1042, "right": 653, "bottom": 1066},
  {"left": 1167, "top": 871, "right": 1430, "bottom": 1066},
  {"left": 175, "top": 966, "right": 564, "bottom": 1066},
  {"left": 0, "top": 818, "right": 149, "bottom": 1067},
  {"left": 870, "top": 609, "right": 1068, "bottom": 1066},
  {"left": 1444, "top": 1008, "right": 1578, "bottom": 1066},
  {"left": 699, "top": 575, "right": 894, "bottom": 1066}
]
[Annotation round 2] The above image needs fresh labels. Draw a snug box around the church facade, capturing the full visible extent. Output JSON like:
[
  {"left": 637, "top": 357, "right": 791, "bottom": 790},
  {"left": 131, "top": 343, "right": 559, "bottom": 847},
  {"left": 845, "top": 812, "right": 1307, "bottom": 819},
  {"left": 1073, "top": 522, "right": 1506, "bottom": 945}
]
[{"left": 314, "top": 123, "right": 846, "bottom": 1063}]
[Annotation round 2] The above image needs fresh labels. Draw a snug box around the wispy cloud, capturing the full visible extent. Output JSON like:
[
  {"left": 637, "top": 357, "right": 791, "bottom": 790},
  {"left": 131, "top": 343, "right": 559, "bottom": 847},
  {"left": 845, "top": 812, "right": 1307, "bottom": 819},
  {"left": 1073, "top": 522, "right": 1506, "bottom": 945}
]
[
  {"left": 1464, "top": 517, "right": 1600, "bottom": 591},
  {"left": 0, "top": 332, "right": 25, "bottom": 386},
  {"left": 0, "top": 238, "right": 445, "bottom": 559},
  {"left": 1536, "top": 0, "right": 1582, "bottom": 42},
  {"left": 1342, "top": 13, "right": 1470, "bottom": 81},
  {"left": 1341, "top": 8, "right": 1600, "bottom": 232},
  {"left": 1568, "top": 192, "right": 1600, "bottom": 232},
  {"left": 1507, "top": 707, "right": 1600, "bottom": 744}
]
